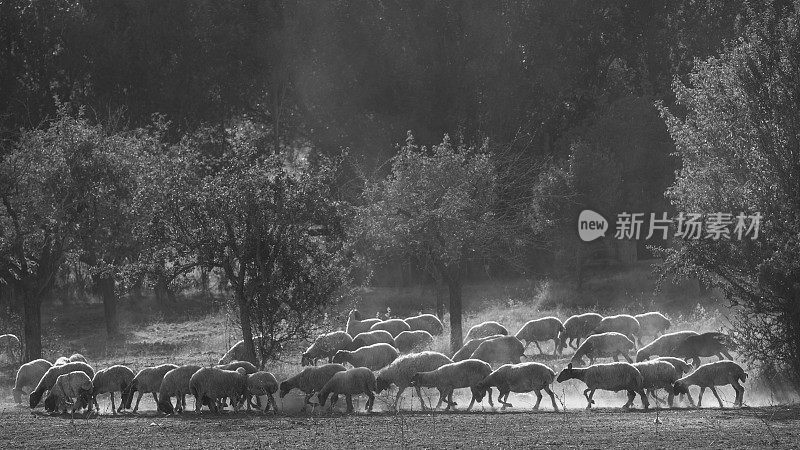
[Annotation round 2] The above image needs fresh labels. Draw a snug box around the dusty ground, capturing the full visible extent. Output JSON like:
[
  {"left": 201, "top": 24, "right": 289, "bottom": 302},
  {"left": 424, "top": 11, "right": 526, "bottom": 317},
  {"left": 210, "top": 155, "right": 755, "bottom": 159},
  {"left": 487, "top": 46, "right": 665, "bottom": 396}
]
[{"left": 1, "top": 397, "right": 799, "bottom": 449}]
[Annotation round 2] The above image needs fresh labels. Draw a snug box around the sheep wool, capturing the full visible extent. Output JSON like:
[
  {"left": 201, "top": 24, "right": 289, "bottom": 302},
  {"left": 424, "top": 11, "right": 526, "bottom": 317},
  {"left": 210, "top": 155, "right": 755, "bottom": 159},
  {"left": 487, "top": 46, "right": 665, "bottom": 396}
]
[
  {"left": 54, "top": 357, "right": 70, "bottom": 366},
  {"left": 68, "top": 353, "right": 88, "bottom": 363},
  {"left": 190, "top": 367, "right": 249, "bottom": 413},
  {"left": 218, "top": 335, "right": 275, "bottom": 366},
  {"left": 556, "top": 362, "right": 649, "bottom": 410},
  {"left": 369, "top": 319, "right": 412, "bottom": 337},
  {"left": 12, "top": 359, "right": 52, "bottom": 404},
  {"left": 410, "top": 359, "right": 494, "bottom": 411},
  {"left": 123, "top": 363, "right": 179, "bottom": 412},
  {"left": 279, "top": 363, "right": 347, "bottom": 410},
  {"left": 634, "top": 312, "right": 671, "bottom": 341},
  {"left": 452, "top": 335, "right": 504, "bottom": 362},
  {"left": 394, "top": 330, "right": 434, "bottom": 354},
  {"left": 515, "top": 317, "right": 565, "bottom": 355},
  {"left": 404, "top": 314, "right": 444, "bottom": 336},
  {"left": 560, "top": 313, "right": 604, "bottom": 351},
  {"left": 302, "top": 331, "right": 354, "bottom": 366},
  {"left": 92, "top": 365, "right": 135, "bottom": 414},
  {"left": 466, "top": 321, "right": 509, "bottom": 341},
  {"left": 30, "top": 361, "right": 95, "bottom": 409},
  {"left": 317, "top": 367, "right": 376, "bottom": 413},
  {"left": 635, "top": 331, "right": 699, "bottom": 362},
  {"left": 215, "top": 361, "right": 259, "bottom": 374},
  {"left": 247, "top": 371, "right": 279, "bottom": 413},
  {"left": 44, "top": 371, "right": 94, "bottom": 414},
  {"left": 632, "top": 360, "right": 680, "bottom": 407},
  {"left": 349, "top": 330, "right": 396, "bottom": 350},
  {"left": 157, "top": 365, "right": 202, "bottom": 414},
  {"left": 475, "top": 362, "right": 558, "bottom": 411},
  {"left": 375, "top": 351, "right": 453, "bottom": 410},
  {"left": 592, "top": 314, "right": 641, "bottom": 345},
  {"left": 673, "top": 360, "right": 747, "bottom": 408},
  {"left": 332, "top": 343, "right": 399, "bottom": 371},
  {"left": 470, "top": 336, "right": 526, "bottom": 366},
  {"left": 672, "top": 332, "right": 735, "bottom": 367},
  {"left": 653, "top": 356, "right": 693, "bottom": 375},
  {"left": 346, "top": 310, "right": 382, "bottom": 337},
  {"left": 572, "top": 332, "right": 635, "bottom": 366}
]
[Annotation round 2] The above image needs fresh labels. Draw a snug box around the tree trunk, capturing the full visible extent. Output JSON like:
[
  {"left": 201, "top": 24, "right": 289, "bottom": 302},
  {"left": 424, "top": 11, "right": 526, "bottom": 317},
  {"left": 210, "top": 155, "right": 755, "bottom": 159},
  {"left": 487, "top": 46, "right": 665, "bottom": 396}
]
[
  {"left": 446, "top": 276, "right": 463, "bottom": 355},
  {"left": 23, "top": 289, "right": 42, "bottom": 362},
  {"left": 95, "top": 275, "right": 119, "bottom": 337},
  {"left": 435, "top": 279, "right": 445, "bottom": 321},
  {"left": 236, "top": 291, "right": 258, "bottom": 366}
]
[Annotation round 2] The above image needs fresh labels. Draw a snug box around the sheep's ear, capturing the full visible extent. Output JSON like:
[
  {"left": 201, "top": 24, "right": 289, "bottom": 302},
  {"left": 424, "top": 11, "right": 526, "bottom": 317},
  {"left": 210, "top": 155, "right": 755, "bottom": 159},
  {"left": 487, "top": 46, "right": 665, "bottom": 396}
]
[{"left": 567, "top": 363, "right": 573, "bottom": 370}]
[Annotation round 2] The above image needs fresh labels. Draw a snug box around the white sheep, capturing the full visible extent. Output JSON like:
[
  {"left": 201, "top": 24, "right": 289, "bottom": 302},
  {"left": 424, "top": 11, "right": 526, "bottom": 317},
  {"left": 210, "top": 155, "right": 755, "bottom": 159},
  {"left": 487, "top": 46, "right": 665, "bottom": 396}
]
[
  {"left": 29, "top": 361, "right": 95, "bottom": 409},
  {"left": 279, "top": 363, "right": 347, "bottom": 410},
  {"left": 302, "top": 331, "right": 353, "bottom": 366},
  {"left": 672, "top": 332, "right": 735, "bottom": 367},
  {"left": 369, "top": 318, "right": 412, "bottom": 337},
  {"left": 91, "top": 364, "right": 135, "bottom": 414},
  {"left": 672, "top": 360, "right": 747, "bottom": 408},
  {"left": 43, "top": 371, "right": 94, "bottom": 414},
  {"left": 54, "top": 356, "right": 70, "bottom": 366},
  {"left": 332, "top": 343, "right": 399, "bottom": 371},
  {"left": 653, "top": 356, "right": 693, "bottom": 375},
  {"left": 634, "top": 312, "right": 671, "bottom": 343},
  {"left": 404, "top": 314, "right": 444, "bottom": 335},
  {"left": 349, "top": 330, "right": 396, "bottom": 350},
  {"left": 190, "top": 367, "right": 249, "bottom": 413},
  {"left": 560, "top": 313, "right": 604, "bottom": 350},
  {"left": 452, "top": 335, "right": 504, "bottom": 362},
  {"left": 215, "top": 360, "right": 259, "bottom": 374},
  {"left": 375, "top": 351, "right": 453, "bottom": 410},
  {"left": 410, "top": 359, "right": 494, "bottom": 411},
  {"left": 475, "top": 362, "right": 559, "bottom": 411},
  {"left": 123, "top": 363, "right": 179, "bottom": 412},
  {"left": 515, "top": 317, "right": 565, "bottom": 355},
  {"left": 317, "top": 367, "right": 376, "bottom": 413},
  {"left": 247, "top": 371, "right": 279, "bottom": 413},
  {"left": 68, "top": 353, "right": 88, "bottom": 363},
  {"left": 218, "top": 335, "right": 280, "bottom": 367},
  {"left": 556, "top": 362, "right": 649, "bottom": 410},
  {"left": 572, "top": 332, "right": 635, "bottom": 366},
  {"left": 157, "top": 364, "right": 202, "bottom": 414},
  {"left": 635, "top": 331, "right": 699, "bottom": 362},
  {"left": 394, "top": 330, "right": 434, "bottom": 354},
  {"left": 12, "top": 359, "right": 52, "bottom": 403},
  {"left": 0, "top": 334, "right": 21, "bottom": 363},
  {"left": 466, "top": 321, "right": 509, "bottom": 341},
  {"left": 592, "top": 314, "right": 641, "bottom": 346},
  {"left": 346, "top": 309, "right": 382, "bottom": 336},
  {"left": 632, "top": 360, "right": 681, "bottom": 407},
  {"left": 470, "top": 336, "right": 526, "bottom": 365}
]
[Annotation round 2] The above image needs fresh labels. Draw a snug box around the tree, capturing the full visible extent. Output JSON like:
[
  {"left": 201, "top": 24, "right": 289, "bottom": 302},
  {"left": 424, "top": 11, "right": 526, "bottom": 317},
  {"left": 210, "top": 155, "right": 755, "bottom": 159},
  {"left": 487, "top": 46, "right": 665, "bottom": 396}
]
[
  {"left": 360, "top": 133, "right": 520, "bottom": 353},
  {"left": 134, "top": 120, "right": 352, "bottom": 365},
  {"left": 658, "top": 3, "right": 800, "bottom": 389}
]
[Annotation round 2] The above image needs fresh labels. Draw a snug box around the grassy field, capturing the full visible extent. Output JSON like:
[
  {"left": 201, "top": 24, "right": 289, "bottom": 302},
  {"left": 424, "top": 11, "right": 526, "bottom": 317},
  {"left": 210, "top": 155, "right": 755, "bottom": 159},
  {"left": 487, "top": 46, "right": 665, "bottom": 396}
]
[{"left": 0, "top": 273, "right": 798, "bottom": 448}]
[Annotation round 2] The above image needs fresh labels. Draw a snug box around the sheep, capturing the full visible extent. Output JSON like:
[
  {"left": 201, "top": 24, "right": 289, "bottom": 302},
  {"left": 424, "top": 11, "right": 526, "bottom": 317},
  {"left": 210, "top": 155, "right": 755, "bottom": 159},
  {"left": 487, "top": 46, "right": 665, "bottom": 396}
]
[
  {"left": 635, "top": 331, "right": 700, "bottom": 362},
  {"left": 0, "top": 334, "right": 21, "bottom": 363},
  {"left": 632, "top": 360, "right": 681, "bottom": 407},
  {"left": 54, "top": 356, "right": 70, "bottom": 366},
  {"left": 43, "top": 371, "right": 94, "bottom": 414},
  {"left": 452, "top": 335, "right": 504, "bottom": 362},
  {"left": 375, "top": 351, "right": 453, "bottom": 410},
  {"left": 560, "top": 313, "right": 604, "bottom": 350},
  {"left": 218, "top": 335, "right": 281, "bottom": 367},
  {"left": 349, "top": 330, "right": 396, "bottom": 350},
  {"left": 410, "top": 359, "right": 494, "bottom": 411},
  {"left": 634, "top": 312, "right": 671, "bottom": 343},
  {"left": 247, "top": 371, "right": 279, "bottom": 413},
  {"left": 332, "top": 343, "right": 399, "bottom": 371},
  {"left": 515, "top": 317, "right": 565, "bottom": 355},
  {"left": 466, "top": 321, "right": 509, "bottom": 341},
  {"left": 68, "top": 353, "right": 88, "bottom": 363},
  {"left": 394, "top": 330, "right": 434, "bottom": 354},
  {"left": 190, "top": 367, "right": 249, "bottom": 413},
  {"left": 123, "top": 363, "right": 179, "bottom": 413},
  {"left": 470, "top": 336, "right": 526, "bottom": 365},
  {"left": 654, "top": 356, "right": 693, "bottom": 375},
  {"left": 369, "top": 318, "right": 411, "bottom": 337},
  {"left": 301, "top": 331, "right": 353, "bottom": 366},
  {"left": 29, "top": 361, "right": 95, "bottom": 409},
  {"left": 474, "top": 362, "right": 559, "bottom": 411},
  {"left": 215, "top": 361, "right": 258, "bottom": 374},
  {"left": 12, "top": 359, "right": 52, "bottom": 404},
  {"left": 317, "top": 367, "right": 377, "bottom": 413},
  {"left": 591, "top": 314, "right": 641, "bottom": 346},
  {"left": 556, "top": 362, "right": 649, "bottom": 410},
  {"left": 279, "top": 363, "right": 347, "bottom": 410},
  {"left": 346, "top": 309, "right": 382, "bottom": 336},
  {"left": 404, "top": 314, "right": 444, "bottom": 335},
  {"left": 571, "top": 332, "right": 635, "bottom": 366},
  {"left": 672, "top": 360, "right": 747, "bottom": 408},
  {"left": 672, "top": 332, "right": 735, "bottom": 367},
  {"left": 156, "top": 365, "right": 202, "bottom": 414},
  {"left": 91, "top": 365, "right": 135, "bottom": 414}
]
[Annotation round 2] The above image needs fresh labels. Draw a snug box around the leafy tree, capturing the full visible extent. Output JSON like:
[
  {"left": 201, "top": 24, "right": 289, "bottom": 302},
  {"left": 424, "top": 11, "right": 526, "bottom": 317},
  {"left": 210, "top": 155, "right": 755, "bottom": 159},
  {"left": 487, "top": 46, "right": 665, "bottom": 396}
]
[{"left": 658, "top": 3, "right": 800, "bottom": 389}]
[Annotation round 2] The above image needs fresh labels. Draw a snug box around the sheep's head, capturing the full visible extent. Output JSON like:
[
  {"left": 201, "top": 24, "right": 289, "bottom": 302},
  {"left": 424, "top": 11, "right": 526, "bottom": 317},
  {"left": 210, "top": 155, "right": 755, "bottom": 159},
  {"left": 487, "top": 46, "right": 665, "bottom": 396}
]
[
  {"left": 664, "top": 318, "right": 672, "bottom": 330},
  {"left": 29, "top": 389, "right": 44, "bottom": 409},
  {"left": 568, "top": 355, "right": 585, "bottom": 368},
  {"left": 121, "top": 379, "right": 139, "bottom": 409},
  {"left": 75, "top": 389, "right": 92, "bottom": 412},
  {"left": 635, "top": 349, "right": 649, "bottom": 362},
  {"left": 331, "top": 351, "right": 348, "bottom": 365},
  {"left": 375, "top": 374, "right": 391, "bottom": 393},
  {"left": 43, "top": 392, "right": 59, "bottom": 412},
  {"left": 278, "top": 380, "right": 293, "bottom": 398},
  {"left": 556, "top": 363, "right": 576, "bottom": 383},
  {"left": 473, "top": 382, "right": 489, "bottom": 402},
  {"left": 316, "top": 391, "right": 329, "bottom": 407},
  {"left": 12, "top": 388, "right": 24, "bottom": 404},
  {"left": 157, "top": 398, "right": 175, "bottom": 414},
  {"left": 350, "top": 310, "right": 362, "bottom": 321},
  {"left": 300, "top": 353, "right": 314, "bottom": 366}
]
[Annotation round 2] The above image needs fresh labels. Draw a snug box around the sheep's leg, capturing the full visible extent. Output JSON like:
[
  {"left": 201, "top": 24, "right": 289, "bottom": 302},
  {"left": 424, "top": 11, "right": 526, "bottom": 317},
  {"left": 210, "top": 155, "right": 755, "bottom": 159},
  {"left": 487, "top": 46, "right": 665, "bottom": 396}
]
[
  {"left": 622, "top": 352, "right": 633, "bottom": 363},
  {"left": 638, "top": 389, "right": 649, "bottom": 410},
  {"left": 544, "top": 386, "right": 559, "bottom": 411},
  {"left": 532, "top": 390, "right": 543, "bottom": 410},
  {"left": 721, "top": 349, "right": 733, "bottom": 360},
  {"left": 552, "top": 339, "right": 560, "bottom": 356},
  {"left": 575, "top": 337, "right": 582, "bottom": 349},
  {"left": 583, "top": 388, "right": 594, "bottom": 409},
  {"left": 649, "top": 389, "right": 664, "bottom": 405},
  {"left": 534, "top": 341, "right": 544, "bottom": 354},
  {"left": 415, "top": 386, "right": 427, "bottom": 410},
  {"left": 698, "top": 387, "right": 705, "bottom": 407},
  {"left": 366, "top": 391, "right": 374, "bottom": 412},
  {"left": 345, "top": 394, "right": 354, "bottom": 413},
  {"left": 110, "top": 393, "right": 116, "bottom": 415},
  {"left": 623, "top": 390, "right": 634, "bottom": 409},
  {"left": 709, "top": 386, "right": 724, "bottom": 408},
  {"left": 731, "top": 381, "right": 744, "bottom": 407},
  {"left": 486, "top": 387, "right": 493, "bottom": 408},
  {"left": 434, "top": 389, "right": 445, "bottom": 410},
  {"left": 684, "top": 390, "right": 695, "bottom": 407},
  {"left": 692, "top": 356, "right": 701, "bottom": 367},
  {"left": 194, "top": 394, "right": 202, "bottom": 413},
  {"left": 393, "top": 388, "right": 404, "bottom": 411},
  {"left": 132, "top": 392, "right": 144, "bottom": 413},
  {"left": 667, "top": 390, "right": 675, "bottom": 408},
  {"left": 467, "top": 389, "right": 477, "bottom": 411}
]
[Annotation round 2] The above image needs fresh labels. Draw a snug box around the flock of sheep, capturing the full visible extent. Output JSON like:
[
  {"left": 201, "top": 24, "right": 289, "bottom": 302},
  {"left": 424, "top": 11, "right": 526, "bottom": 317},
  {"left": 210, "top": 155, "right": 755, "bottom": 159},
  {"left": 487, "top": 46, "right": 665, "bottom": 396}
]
[{"left": 4, "top": 309, "right": 748, "bottom": 416}]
